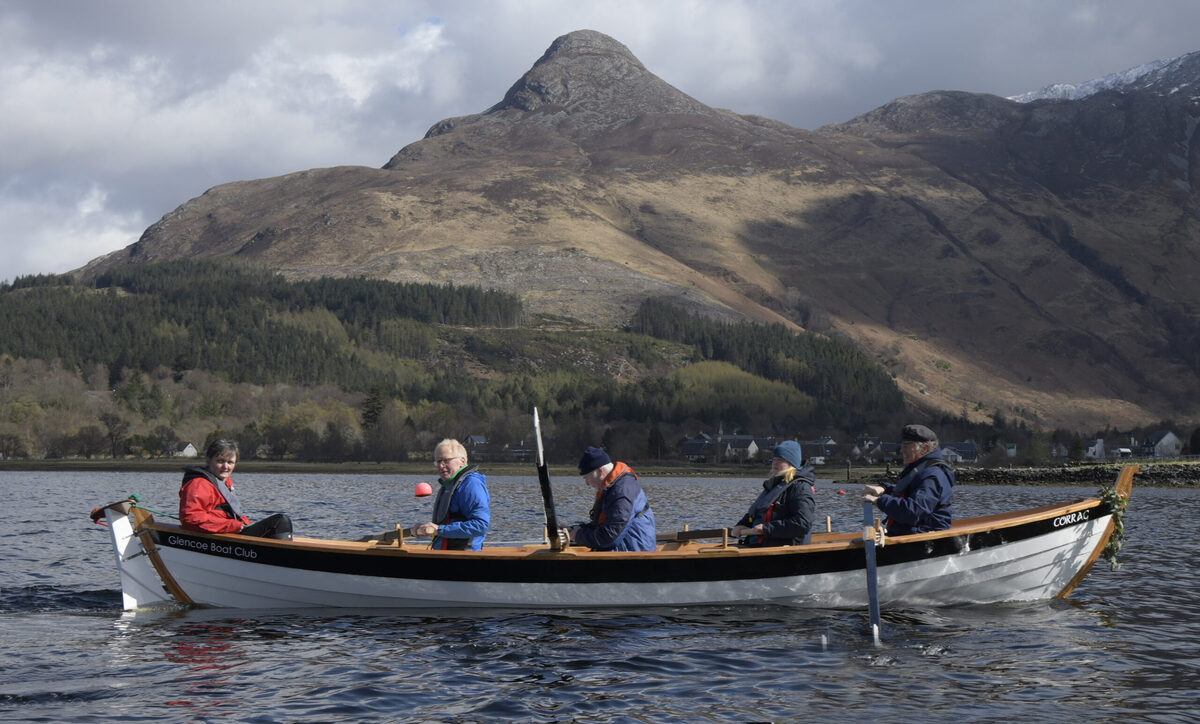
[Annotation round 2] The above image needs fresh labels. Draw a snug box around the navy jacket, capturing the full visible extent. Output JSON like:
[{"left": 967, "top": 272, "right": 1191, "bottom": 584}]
[
  {"left": 575, "top": 465, "right": 656, "bottom": 552},
  {"left": 875, "top": 448, "right": 954, "bottom": 535}
]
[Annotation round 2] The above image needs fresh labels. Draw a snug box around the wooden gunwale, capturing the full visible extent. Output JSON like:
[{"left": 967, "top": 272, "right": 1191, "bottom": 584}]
[
  {"left": 133, "top": 494, "right": 1106, "bottom": 562},
  {"left": 109, "top": 464, "right": 1138, "bottom": 609}
]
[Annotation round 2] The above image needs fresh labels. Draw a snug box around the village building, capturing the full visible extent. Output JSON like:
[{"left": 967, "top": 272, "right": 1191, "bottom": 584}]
[
  {"left": 942, "top": 440, "right": 979, "bottom": 463},
  {"left": 1141, "top": 430, "right": 1183, "bottom": 458},
  {"left": 852, "top": 435, "right": 884, "bottom": 462},
  {"left": 799, "top": 437, "right": 838, "bottom": 466}
]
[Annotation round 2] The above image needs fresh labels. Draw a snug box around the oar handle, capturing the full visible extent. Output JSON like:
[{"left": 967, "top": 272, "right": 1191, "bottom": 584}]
[
  {"left": 656, "top": 528, "right": 731, "bottom": 542},
  {"left": 356, "top": 527, "right": 416, "bottom": 543}
]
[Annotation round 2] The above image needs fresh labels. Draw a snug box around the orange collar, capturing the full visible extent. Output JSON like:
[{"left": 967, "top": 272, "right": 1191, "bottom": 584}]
[{"left": 600, "top": 461, "right": 634, "bottom": 488}]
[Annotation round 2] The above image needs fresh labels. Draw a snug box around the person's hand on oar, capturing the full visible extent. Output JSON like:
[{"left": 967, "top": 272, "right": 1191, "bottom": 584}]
[
  {"left": 410, "top": 521, "right": 439, "bottom": 538},
  {"left": 730, "top": 523, "right": 762, "bottom": 538},
  {"left": 861, "top": 485, "right": 885, "bottom": 503}
]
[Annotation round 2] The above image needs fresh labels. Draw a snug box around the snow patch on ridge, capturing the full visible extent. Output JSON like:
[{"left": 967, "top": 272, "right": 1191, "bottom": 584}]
[{"left": 1009, "top": 57, "right": 1176, "bottom": 103}]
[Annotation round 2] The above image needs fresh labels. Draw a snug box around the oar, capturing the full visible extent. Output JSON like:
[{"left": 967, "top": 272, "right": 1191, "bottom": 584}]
[
  {"left": 656, "top": 528, "right": 730, "bottom": 542},
  {"left": 533, "top": 407, "right": 565, "bottom": 551},
  {"left": 863, "top": 500, "right": 882, "bottom": 642},
  {"left": 356, "top": 526, "right": 416, "bottom": 543}
]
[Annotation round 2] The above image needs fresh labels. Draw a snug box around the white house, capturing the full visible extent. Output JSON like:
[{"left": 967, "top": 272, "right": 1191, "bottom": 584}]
[
  {"left": 177, "top": 443, "right": 199, "bottom": 458},
  {"left": 1142, "top": 431, "right": 1183, "bottom": 458},
  {"left": 942, "top": 441, "right": 979, "bottom": 463},
  {"left": 1084, "top": 438, "right": 1105, "bottom": 460},
  {"left": 722, "top": 435, "right": 759, "bottom": 463}
]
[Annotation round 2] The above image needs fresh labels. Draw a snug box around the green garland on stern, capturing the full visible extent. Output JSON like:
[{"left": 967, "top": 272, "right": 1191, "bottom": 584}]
[{"left": 1098, "top": 482, "right": 1130, "bottom": 571}]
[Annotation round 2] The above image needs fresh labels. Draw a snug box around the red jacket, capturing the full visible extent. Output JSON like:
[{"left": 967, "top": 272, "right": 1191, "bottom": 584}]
[{"left": 179, "top": 474, "right": 252, "bottom": 533}]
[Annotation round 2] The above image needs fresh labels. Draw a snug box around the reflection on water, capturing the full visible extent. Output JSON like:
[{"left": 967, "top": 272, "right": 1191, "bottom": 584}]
[
  {"left": 0, "top": 470, "right": 1196, "bottom": 722},
  {"left": 161, "top": 622, "right": 243, "bottom": 715}
]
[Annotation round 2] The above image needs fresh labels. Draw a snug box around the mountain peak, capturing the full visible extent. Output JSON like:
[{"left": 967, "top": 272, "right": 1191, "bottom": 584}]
[
  {"left": 534, "top": 29, "right": 644, "bottom": 76},
  {"left": 490, "top": 29, "right": 663, "bottom": 113},
  {"left": 397, "top": 29, "right": 720, "bottom": 163},
  {"left": 476, "top": 30, "right": 708, "bottom": 126}
]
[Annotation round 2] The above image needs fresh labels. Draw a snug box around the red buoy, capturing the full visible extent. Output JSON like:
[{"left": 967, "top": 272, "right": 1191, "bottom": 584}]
[{"left": 415, "top": 482, "right": 433, "bottom": 497}]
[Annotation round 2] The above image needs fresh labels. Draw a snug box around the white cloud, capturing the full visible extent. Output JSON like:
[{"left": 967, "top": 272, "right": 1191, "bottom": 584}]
[{"left": 1, "top": 184, "right": 145, "bottom": 281}]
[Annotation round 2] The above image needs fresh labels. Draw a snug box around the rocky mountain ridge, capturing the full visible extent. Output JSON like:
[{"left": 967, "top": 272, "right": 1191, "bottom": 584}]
[{"left": 80, "top": 30, "right": 1200, "bottom": 432}]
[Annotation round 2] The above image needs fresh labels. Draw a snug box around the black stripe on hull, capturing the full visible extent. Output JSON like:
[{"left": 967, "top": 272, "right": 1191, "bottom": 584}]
[{"left": 151, "top": 501, "right": 1110, "bottom": 585}]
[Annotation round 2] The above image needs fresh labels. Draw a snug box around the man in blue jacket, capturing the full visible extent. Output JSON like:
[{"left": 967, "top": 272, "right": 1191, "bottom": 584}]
[
  {"left": 411, "top": 438, "right": 490, "bottom": 550},
  {"left": 569, "top": 446, "right": 656, "bottom": 551},
  {"left": 862, "top": 424, "right": 954, "bottom": 535}
]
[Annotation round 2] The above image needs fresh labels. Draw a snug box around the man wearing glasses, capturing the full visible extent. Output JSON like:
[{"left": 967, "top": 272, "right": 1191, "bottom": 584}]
[
  {"left": 410, "top": 438, "right": 491, "bottom": 550},
  {"left": 861, "top": 424, "right": 955, "bottom": 536}
]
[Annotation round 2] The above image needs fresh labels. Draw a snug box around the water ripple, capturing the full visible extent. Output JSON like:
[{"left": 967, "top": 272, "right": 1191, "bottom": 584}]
[{"left": 0, "top": 471, "right": 1196, "bottom": 722}]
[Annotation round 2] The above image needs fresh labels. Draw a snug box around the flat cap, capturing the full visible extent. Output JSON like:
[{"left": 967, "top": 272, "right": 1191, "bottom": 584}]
[{"left": 901, "top": 424, "right": 938, "bottom": 443}]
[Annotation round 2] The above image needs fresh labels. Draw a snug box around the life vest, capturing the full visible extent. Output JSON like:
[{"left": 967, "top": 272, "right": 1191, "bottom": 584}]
[
  {"left": 744, "top": 478, "right": 796, "bottom": 546},
  {"left": 431, "top": 465, "right": 478, "bottom": 550},
  {"left": 181, "top": 467, "right": 247, "bottom": 521}
]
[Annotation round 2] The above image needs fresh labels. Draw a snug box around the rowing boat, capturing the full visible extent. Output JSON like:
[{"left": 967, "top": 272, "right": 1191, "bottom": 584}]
[{"left": 90, "top": 465, "right": 1135, "bottom": 611}]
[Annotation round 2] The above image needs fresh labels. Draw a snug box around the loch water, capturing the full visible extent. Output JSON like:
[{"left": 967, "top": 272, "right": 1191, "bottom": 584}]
[{"left": 1, "top": 469, "right": 1196, "bottom": 723}]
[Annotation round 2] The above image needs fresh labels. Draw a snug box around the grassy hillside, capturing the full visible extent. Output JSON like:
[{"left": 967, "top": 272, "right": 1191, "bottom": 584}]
[{"left": 1, "top": 260, "right": 906, "bottom": 462}]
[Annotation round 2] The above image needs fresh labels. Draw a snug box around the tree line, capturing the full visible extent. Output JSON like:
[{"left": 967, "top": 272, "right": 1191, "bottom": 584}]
[
  {"left": 629, "top": 298, "right": 905, "bottom": 429},
  {"left": 0, "top": 260, "right": 970, "bottom": 464},
  {"left": 1, "top": 260, "right": 523, "bottom": 391}
]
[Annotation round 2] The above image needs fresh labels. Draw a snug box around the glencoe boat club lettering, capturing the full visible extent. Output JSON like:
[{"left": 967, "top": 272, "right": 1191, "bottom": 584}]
[{"left": 167, "top": 534, "right": 259, "bottom": 560}]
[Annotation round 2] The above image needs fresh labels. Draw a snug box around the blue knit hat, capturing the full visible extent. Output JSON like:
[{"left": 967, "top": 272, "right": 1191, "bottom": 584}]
[
  {"left": 578, "top": 445, "right": 611, "bottom": 475},
  {"left": 771, "top": 440, "right": 803, "bottom": 469}
]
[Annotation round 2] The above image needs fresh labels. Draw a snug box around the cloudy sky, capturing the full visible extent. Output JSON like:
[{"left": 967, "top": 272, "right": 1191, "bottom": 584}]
[{"left": 3, "top": 0, "right": 1199, "bottom": 283}]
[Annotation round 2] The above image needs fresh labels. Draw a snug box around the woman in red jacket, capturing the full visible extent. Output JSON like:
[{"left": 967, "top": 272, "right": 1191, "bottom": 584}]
[{"left": 178, "top": 439, "right": 292, "bottom": 539}]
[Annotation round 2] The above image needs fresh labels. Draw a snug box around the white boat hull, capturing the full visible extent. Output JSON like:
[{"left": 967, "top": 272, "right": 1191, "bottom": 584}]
[{"left": 97, "top": 481, "right": 1125, "bottom": 611}]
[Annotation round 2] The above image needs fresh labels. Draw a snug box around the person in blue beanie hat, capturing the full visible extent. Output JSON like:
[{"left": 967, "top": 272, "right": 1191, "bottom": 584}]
[
  {"left": 569, "top": 445, "right": 657, "bottom": 551},
  {"left": 731, "top": 440, "right": 816, "bottom": 546}
]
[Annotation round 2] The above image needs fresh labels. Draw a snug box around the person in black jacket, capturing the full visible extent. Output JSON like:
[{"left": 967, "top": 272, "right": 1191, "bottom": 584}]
[{"left": 732, "top": 440, "right": 816, "bottom": 546}]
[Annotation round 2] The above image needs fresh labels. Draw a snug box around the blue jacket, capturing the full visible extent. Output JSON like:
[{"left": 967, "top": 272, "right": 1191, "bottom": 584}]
[
  {"left": 431, "top": 467, "right": 490, "bottom": 551},
  {"left": 875, "top": 448, "right": 954, "bottom": 535},
  {"left": 575, "top": 464, "right": 657, "bottom": 552}
]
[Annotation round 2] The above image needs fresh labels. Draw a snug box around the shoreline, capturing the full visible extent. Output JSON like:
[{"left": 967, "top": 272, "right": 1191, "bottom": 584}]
[{"left": 3, "top": 458, "right": 1196, "bottom": 486}]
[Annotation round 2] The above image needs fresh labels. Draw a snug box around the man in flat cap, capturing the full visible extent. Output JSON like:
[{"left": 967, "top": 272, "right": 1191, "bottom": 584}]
[{"left": 862, "top": 424, "right": 954, "bottom": 535}]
